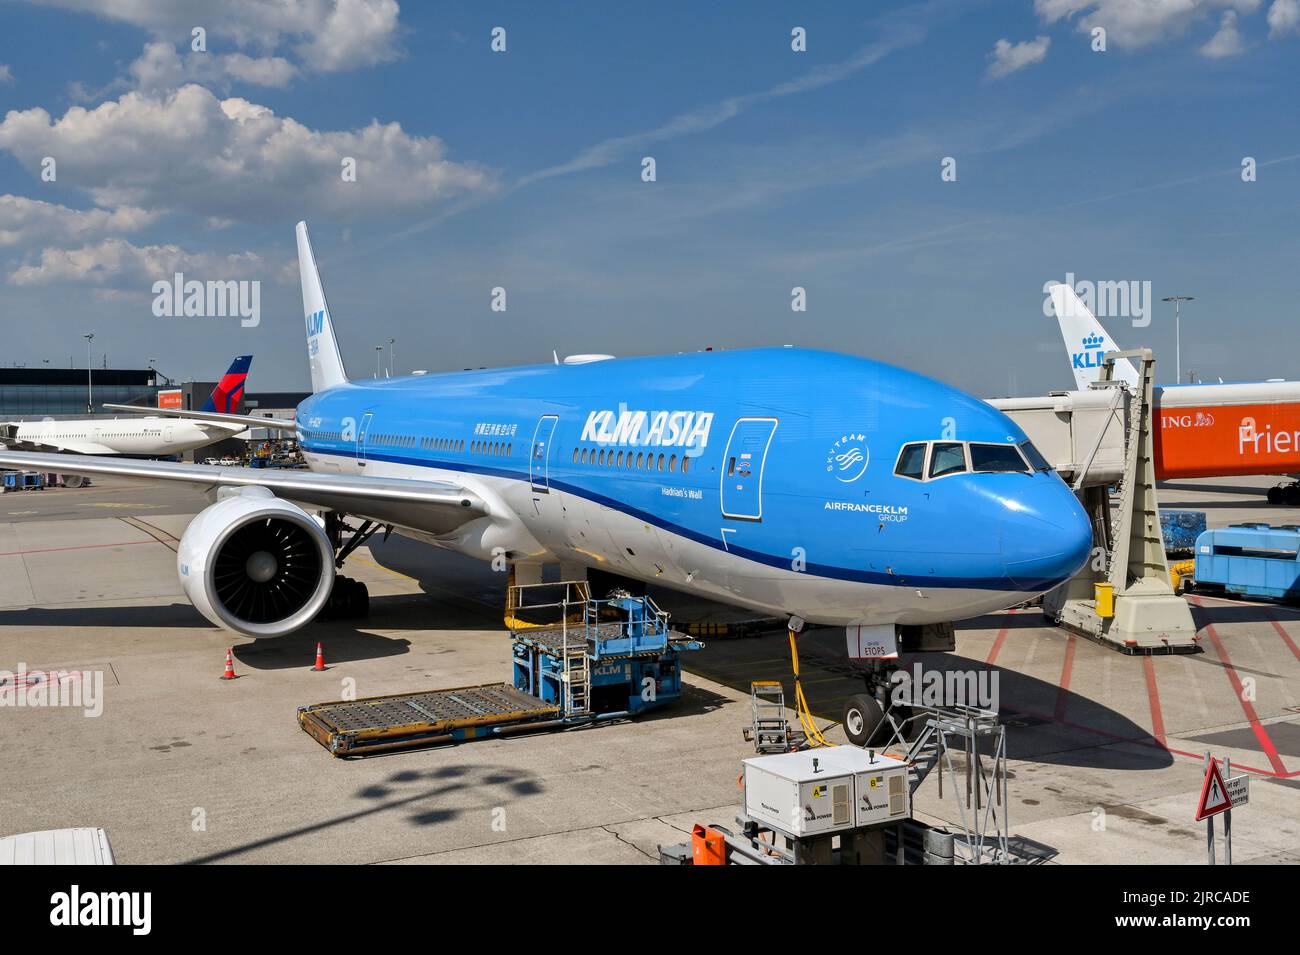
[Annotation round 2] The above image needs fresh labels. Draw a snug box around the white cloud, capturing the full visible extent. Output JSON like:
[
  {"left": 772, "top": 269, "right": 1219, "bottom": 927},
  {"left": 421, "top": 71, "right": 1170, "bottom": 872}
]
[
  {"left": 1268, "top": 0, "right": 1300, "bottom": 35},
  {"left": 0, "top": 64, "right": 13, "bottom": 83},
  {"left": 0, "top": 84, "right": 493, "bottom": 223},
  {"left": 8, "top": 237, "right": 264, "bottom": 286},
  {"left": 29, "top": 0, "right": 402, "bottom": 73},
  {"left": 0, "top": 195, "right": 160, "bottom": 246},
  {"left": 1034, "top": 0, "right": 1261, "bottom": 50},
  {"left": 1201, "top": 10, "right": 1248, "bottom": 55},
  {"left": 987, "top": 36, "right": 1051, "bottom": 78},
  {"left": 128, "top": 41, "right": 297, "bottom": 94}
]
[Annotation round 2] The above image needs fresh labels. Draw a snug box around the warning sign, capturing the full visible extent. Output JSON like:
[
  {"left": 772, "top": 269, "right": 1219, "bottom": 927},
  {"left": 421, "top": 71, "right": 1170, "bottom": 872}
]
[{"left": 1195, "top": 760, "right": 1232, "bottom": 821}]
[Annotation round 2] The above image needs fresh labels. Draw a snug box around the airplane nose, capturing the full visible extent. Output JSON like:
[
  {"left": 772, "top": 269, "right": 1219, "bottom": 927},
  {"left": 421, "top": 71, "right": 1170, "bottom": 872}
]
[{"left": 1000, "top": 481, "right": 1093, "bottom": 592}]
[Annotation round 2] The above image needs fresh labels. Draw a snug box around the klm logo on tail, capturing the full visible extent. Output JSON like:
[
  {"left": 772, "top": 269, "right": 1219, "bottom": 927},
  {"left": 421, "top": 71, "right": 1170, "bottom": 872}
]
[
  {"left": 1072, "top": 333, "right": 1108, "bottom": 372},
  {"left": 306, "top": 309, "right": 326, "bottom": 356}
]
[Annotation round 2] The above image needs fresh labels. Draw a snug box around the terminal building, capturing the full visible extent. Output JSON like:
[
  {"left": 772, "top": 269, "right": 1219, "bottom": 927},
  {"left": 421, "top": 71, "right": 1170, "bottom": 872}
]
[{"left": 0, "top": 366, "right": 162, "bottom": 418}]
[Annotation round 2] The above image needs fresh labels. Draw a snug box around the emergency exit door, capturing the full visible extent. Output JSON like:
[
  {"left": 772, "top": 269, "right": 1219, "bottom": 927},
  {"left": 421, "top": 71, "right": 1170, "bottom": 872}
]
[{"left": 720, "top": 417, "right": 778, "bottom": 521}]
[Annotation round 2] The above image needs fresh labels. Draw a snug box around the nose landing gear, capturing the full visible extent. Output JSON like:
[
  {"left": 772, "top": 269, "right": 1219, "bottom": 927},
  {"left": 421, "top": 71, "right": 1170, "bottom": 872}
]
[{"left": 842, "top": 660, "right": 905, "bottom": 748}]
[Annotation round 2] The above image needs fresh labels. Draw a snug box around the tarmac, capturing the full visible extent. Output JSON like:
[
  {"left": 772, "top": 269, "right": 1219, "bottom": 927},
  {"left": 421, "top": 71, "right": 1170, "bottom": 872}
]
[{"left": 1, "top": 473, "right": 1297, "bottom": 864}]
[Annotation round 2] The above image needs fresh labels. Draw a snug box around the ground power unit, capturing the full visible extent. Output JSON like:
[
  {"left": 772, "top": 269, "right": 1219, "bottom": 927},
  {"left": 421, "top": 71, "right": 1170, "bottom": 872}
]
[{"left": 743, "top": 747, "right": 911, "bottom": 838}]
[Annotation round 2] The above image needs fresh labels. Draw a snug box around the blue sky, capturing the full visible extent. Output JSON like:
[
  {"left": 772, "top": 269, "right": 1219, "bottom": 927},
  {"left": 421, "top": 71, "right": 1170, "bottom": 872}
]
[{"left": 1, "top": 0, "right": 1298, "bottom": 396}]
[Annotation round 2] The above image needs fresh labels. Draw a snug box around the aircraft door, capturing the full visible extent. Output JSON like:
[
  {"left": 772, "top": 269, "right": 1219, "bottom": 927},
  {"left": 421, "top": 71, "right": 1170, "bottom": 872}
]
[
  {"left": 530, "top": 415, "right": 559, "bottom": 492},
  {"left": 356, "top": 412, "right": 374, "bottom": 464},
  {"left": 720, "top": 417, "right": 778, "bottom": 521},
  {"left": 163, "top": 426, "right": 173, "bottom": 443}
]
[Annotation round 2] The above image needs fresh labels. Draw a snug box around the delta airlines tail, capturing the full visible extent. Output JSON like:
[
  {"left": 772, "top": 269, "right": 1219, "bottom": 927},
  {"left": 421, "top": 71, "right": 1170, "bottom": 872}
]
[
  {"left": 1048, "top": 282, "right": 1140, "bottom": 390},
  {"left": 297, "top": 221, "right": 348, "bottom": 393},
  {"left": 201, "top": 355, "right": 251, "bottom": 413}
]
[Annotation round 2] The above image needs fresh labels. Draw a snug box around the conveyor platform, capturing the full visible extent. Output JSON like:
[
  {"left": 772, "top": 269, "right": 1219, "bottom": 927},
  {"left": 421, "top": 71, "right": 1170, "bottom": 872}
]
[
  {"left": 298, "top": 683, "right": 562, "bottom": 757},
  {"left": 299, "top": 587, "right": 702, "bottom": 757}
]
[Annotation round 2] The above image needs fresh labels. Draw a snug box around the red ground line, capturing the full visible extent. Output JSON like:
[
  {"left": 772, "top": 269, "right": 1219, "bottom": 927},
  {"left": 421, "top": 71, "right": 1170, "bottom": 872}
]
[
  {"left": 986, "top": 608, "right": 1015, "bottom": 666},
  {"left": 1269, "top": 618, "right": 1300, "bottom": 664},
  {"left": 1142, "top": 656, "right": 1166, "bottom": 747},
  {"left": 1191, "top": 598, "right": 1288, "bottom": 776},
  {"left": 1054, "top": 635, "right": 1076, "bottom": 722},
  {"left": 0, "top": 539, "right": 157, "bottom": 558}
]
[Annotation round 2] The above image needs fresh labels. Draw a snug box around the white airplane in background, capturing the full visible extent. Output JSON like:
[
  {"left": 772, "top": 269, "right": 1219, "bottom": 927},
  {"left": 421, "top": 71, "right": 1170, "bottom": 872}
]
[{"left": 1, "top": 356, "right": 264, "bottom": 458}]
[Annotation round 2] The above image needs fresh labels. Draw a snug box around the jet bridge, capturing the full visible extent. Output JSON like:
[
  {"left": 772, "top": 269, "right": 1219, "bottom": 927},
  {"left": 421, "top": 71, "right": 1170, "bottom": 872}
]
[{"left": 988, "top": 349, "right": 1198, "bottom": 652}]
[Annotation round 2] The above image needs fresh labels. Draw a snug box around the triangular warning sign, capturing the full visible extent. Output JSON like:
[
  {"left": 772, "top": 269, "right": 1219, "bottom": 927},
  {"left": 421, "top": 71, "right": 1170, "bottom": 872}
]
[{"left": 1195, "top": 760, "right": 1233, "bottom": 820}]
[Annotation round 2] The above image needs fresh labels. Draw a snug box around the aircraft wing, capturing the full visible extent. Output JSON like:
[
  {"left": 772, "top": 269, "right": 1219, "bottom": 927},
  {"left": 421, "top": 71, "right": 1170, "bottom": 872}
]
[
  {"left": 101, "top": 404, "right": 297, "bottom": 431},
  {"left": 0, "top": 450, "right": 487, "bottom": 534}
]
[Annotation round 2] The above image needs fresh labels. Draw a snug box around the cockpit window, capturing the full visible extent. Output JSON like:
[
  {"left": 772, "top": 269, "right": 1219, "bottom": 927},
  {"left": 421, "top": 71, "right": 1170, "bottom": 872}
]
[
  {"left": 1019, "top": 440, "right": 1053, "bottom": 472},
  {"left": 929, "top": 442, "right": 967, "bottom": 478},
  {"left": 894, "top": 443, "right": 927, "bottom": 480},
  {"left": 970, "top": 443, "right": 1029, "bottom": 473}
]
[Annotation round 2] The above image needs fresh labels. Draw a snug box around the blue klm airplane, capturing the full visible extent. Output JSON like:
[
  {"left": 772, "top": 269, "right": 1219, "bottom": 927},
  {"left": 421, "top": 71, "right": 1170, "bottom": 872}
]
[{"left": 0, "top": 223, "right": 1091, "bottom": 737}]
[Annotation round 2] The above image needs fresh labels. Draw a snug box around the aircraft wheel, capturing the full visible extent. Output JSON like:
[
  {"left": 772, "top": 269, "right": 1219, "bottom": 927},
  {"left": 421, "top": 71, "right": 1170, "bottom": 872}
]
[
  {"left": 347, "top": 580, "right": 369, "bottom": 619},
  {"left": 1268, "top": 487, "right": 1283, "bottom": 505},
  {"left": 1287, "top": 485, "right": 1300, "bottom": 506},
  {"left": 842, "top": 693, "right": 885, "bottom": 748}
]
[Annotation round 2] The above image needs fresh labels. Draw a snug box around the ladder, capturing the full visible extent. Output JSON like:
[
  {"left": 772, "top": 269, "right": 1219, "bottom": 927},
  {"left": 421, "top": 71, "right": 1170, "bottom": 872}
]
[
  {"left": 560, "top": 630, "right": 591, "bottom": 717},
  {"left": 745, "top": 681, "right": 792, "bottom": 753}
]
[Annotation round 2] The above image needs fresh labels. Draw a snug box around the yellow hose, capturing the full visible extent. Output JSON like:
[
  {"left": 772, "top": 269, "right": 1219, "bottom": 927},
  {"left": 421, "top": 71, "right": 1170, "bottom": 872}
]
[
  {"left": 1169, "top": 559, "right": 1196, "bottom": 593},
  {"left": 788, "top": 630, "right": 837, "bottom": 747}
]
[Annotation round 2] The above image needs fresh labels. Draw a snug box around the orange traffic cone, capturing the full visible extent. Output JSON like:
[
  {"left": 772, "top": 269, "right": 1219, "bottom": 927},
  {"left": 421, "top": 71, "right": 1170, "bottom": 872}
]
[
  {"left": 312, "top": 642, "right": 327, "bottom": 672},
  {"left": 220, "top": 648, "right": 238, "bottom": 681}
]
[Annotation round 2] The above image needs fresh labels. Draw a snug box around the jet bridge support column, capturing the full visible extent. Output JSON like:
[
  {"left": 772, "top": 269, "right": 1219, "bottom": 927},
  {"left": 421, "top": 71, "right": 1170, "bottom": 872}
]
[{"left": 1043, "top": 349, "right": 1199, "bottom": 653}]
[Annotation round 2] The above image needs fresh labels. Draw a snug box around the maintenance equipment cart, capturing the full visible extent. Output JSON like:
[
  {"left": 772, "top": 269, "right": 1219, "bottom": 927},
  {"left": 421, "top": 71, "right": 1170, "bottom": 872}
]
[
  {"left": 298, "top": 586, "right": 701, "bottom": 757},
  {"left": 1191, "top": 523, "right": 1300, "bottom": 603}
]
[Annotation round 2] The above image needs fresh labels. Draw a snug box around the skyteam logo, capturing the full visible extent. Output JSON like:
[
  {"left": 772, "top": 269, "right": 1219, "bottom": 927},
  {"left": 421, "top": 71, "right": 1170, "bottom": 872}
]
[
  {"left": 826, "top": 433, "right": 870, "bottom": 483},
  {"left": 1072, "top": 332, "right": 1108, "bottom": 372}
]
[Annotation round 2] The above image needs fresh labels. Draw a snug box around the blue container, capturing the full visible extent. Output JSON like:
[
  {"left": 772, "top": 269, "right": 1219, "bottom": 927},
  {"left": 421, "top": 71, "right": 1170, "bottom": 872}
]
[
  {"left": 1161, "top": 510, "right": 1207, "bottom": 553},
  {"left": 1194, "top": 523, "right": 1300, "bottom": 601}
]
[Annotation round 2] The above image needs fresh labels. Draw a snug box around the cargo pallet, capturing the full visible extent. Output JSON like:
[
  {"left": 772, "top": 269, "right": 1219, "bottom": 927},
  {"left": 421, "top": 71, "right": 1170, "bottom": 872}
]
[{"left": 298, "top": 585, "right": 701, "bottom": 757}]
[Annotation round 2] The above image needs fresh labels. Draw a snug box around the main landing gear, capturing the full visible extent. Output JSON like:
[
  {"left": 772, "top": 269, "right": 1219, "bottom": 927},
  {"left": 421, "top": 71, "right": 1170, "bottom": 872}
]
[{"left": 319, "top": 512, "right": 389, "bottom": 622}]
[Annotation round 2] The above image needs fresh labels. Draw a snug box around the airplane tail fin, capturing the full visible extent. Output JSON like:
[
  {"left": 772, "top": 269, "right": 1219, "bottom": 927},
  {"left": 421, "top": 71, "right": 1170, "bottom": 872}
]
[
  {"left": 1048, "top": 282, "right": 1140, "bottom": 390},
  {"left": 296, "top": 221, "right": 349, "bottom": 393},
  {"left": 201, "top": 355, "right": 252, "bottom": 413}
]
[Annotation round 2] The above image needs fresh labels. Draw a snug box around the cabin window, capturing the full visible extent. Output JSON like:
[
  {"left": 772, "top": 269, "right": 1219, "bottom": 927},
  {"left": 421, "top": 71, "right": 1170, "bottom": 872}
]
[
  {"left": 616, "top": 451, "right": 624, "bottom": 467},
  {"left": 727, "top": 456, "right": 736, "bottom": 476},
  {"left": 929, "top": 442, "right": 967, "bottom": 478},
  {"left": 682, "top": 455, "right": 691, "bottom": 474},
  {"left": 970, "top": 443, "right": 1029, "bottom": 473},
  {"left": 669, "top": 455, "right": 676, "bottom": 472},
  {"left": 636, "top": 452, "right": 645, "bottom": 468},
  {"left": 894, "top": 443, "right": 927, "bottom": 480},
  {"left": 657, "top": 453, "right": 665, "bottom": 471}
]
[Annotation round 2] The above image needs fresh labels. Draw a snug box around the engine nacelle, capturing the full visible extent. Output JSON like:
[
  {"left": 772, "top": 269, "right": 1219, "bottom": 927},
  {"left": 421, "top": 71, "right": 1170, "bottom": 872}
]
[{"left": 178, "top": 489, "right": 334, "bottom": 637}]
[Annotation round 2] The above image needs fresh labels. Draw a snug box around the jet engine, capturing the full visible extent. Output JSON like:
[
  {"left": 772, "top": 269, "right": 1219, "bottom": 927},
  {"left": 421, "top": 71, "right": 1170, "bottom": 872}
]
[{"left": 177, "top": 489, "right": 334, "bottom": 637}]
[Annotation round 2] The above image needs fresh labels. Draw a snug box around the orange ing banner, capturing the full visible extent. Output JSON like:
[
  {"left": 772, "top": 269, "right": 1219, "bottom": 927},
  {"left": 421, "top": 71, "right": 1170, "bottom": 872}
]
[
  {"left": 1156, "top": 400, "right": 1300, "bottom": 479},
  {"left": 157, "top": 389, "right": 182, "bottom": 410}
]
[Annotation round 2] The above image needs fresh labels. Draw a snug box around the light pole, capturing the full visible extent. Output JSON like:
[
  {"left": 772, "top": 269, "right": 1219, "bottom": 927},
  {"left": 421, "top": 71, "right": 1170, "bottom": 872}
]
[
  {"left": 388, "top": 338, "right": 395, "bottom": 377},
  {"left": 83, "top": 332, "right": 94, "bottom": 413},
  {"left": 1162, "top": 295, "right": 1194, "bottom": 383},
  {"left": 375, "top": 345, "right": 383, "bottom": 378}
]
